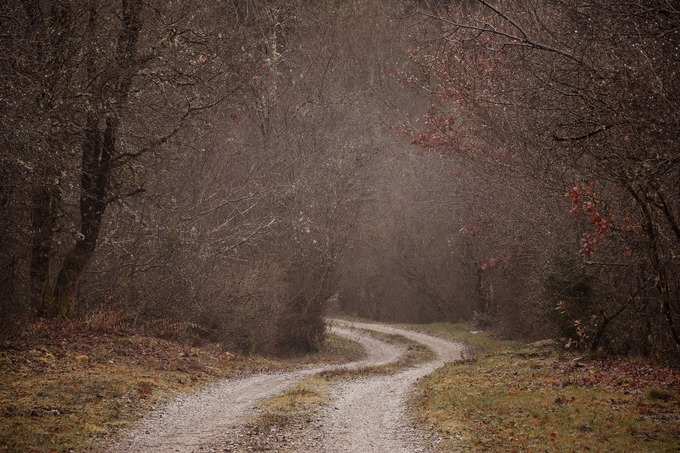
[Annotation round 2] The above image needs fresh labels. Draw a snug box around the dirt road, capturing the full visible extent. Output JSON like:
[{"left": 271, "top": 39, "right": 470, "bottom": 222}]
[
  {"left": 296, "top": 320, "right": 464, "bottom": 453},
  {"left": 112, "top": 320, "right": 462, "bottom": 452}
]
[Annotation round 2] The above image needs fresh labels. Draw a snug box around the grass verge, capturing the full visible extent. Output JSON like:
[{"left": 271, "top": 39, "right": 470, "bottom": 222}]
[
  {"left": 0, "top": 320, "right": 363, "bottom": 453},
  {"left": 411, "top": 323, "right": 680, "bottom": 452}
]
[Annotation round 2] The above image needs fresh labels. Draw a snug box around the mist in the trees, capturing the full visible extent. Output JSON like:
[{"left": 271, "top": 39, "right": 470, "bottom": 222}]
[{"left": 2, "top": 0, "right": 679, "bottom": 363}]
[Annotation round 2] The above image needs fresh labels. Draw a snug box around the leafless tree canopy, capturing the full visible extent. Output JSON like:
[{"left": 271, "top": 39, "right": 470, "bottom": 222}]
[{"left": 2, "top": 0, "right": 679, "bottom": 361}]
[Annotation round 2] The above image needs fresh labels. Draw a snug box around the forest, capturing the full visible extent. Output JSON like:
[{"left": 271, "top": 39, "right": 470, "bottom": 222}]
[
  {"left": 1, "top": 0, "right": 680, "bottom": 451},
  {"left": 3, "top": 0, "right": 679, "bottom": 360}
]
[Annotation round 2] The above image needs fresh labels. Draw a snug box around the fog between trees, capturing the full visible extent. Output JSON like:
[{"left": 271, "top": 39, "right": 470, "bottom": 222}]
[{"left": 2, "top": 1, "right": 679, "bottom": 362}]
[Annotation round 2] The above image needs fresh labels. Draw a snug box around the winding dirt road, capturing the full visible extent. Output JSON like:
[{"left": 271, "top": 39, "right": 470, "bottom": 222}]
[
  {"left": 302, "top": 320, "right": 464, "bottom": 453},
  {"left": 112, "top": 320, "right": 462, "bottom": 452}
]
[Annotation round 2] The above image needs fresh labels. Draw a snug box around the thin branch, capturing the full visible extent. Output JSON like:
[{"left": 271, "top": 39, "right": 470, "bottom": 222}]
[
  {"left": 476, "top": 0, "right": 528, "bottom": 40},
  {"left": 181, "top": 193, "right": 259, "bottom": 222},
  {"left": 418, "top": 11, "right": 594, "bottom": 71},
  {"left": 105, "top": 187, "right": 145, "bottom": 205},
  {"left": 113, "top": 96, "right": 226, "bottom": 165},
  {"left": 222, "top": 218, "right": 276, "bottom": 254},
  {"left": 552, "top": 123, "right": 620, "bottom": 142}
]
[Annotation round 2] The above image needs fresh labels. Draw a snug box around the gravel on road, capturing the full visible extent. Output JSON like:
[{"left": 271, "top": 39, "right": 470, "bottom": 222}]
[
  {"left": 110, "top": 325, "right": 404, "bottom": 452},
  {"left": 296, "top": 320, "right": 464, "bottom": 453}
]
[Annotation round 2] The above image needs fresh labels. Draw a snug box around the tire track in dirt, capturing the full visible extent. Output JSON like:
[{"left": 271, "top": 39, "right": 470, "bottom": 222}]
[
  {"left": 295, "top": 319, "right": 464, "bottom": 453},
  {"left": 110, "top": 326, "right": 403, "bottom": 452}
]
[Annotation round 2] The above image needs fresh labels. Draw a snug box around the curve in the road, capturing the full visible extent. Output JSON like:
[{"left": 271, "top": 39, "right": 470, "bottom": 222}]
[
  {"left": 300, "top": 319, "right": 464, "bottom": 453},
  {"left": 110, "top": 325, "right": 404, "bottom": 452}
]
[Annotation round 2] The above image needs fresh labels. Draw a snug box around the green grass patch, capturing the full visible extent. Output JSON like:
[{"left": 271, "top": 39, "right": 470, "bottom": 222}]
[{"left": 401, "top": 322, "right": 519, "bottom": 356}]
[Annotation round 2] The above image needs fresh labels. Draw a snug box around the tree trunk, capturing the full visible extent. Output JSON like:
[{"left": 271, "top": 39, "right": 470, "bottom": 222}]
[
  {"left": 590, "top": 304, "right": 628, "bottom": 352},
  {"left": 48, "top": 0, "right": 142, "bottom": 317},
  {"left": 30, "top": 182, "right": 58, "bottom": 315},
  {"left": 0, "top": 163, "right": 20, "bottom": 316},
  {"left": 626, "top": 183, "right": 680, "bottom": 351},
  {"left": 476, "top": 267, "right": 487, "bottom": 314},
  {"left": 51, "top": 117, "right": 115, "bottom": 316}
]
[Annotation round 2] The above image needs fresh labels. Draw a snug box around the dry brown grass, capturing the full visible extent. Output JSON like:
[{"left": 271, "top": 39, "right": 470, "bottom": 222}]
[
  {"left": 413, "top": 323, "right": 680, "bottom": 452},
  {"left": 0, "top": 317, "right": 363, "bottom": 452}
]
